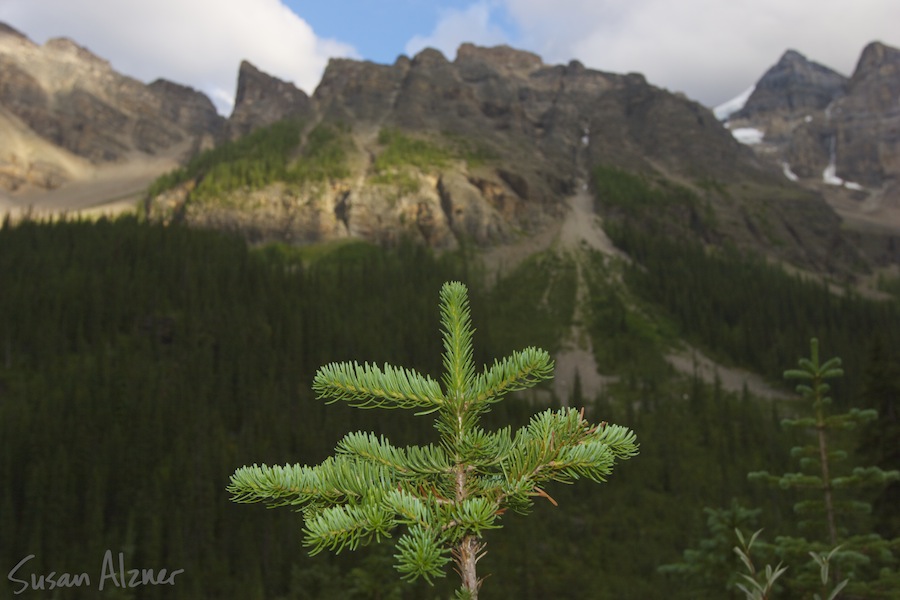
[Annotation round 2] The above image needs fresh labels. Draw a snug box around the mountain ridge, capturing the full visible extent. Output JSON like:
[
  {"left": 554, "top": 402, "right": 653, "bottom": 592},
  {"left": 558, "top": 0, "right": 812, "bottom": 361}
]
[
  {"left": 148, "top": 40, "right": 868, "bottom": 276},
  {"left": 1, "top": 21, "right": 896, "bottom": 276}
]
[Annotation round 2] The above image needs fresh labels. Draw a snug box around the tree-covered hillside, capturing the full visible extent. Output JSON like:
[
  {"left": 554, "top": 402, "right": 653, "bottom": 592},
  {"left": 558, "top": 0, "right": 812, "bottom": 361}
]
[{"left": 1, "top": 212, "right": 898, "bottom": 598}]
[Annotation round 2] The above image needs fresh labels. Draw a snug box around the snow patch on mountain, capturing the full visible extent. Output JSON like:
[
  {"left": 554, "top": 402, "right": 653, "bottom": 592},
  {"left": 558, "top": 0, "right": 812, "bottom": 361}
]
[
  {"left": 713, "top": 85, "right": 755, "bottom": 121},
  {"left": 730, "top": 127, "right": 764, "bottom": 145},
  {"left": 782, "top": 162, "right": 799, "bottom": 182},
  {"left": 823, "top": 162, "right": 844, "bottom": 186}
]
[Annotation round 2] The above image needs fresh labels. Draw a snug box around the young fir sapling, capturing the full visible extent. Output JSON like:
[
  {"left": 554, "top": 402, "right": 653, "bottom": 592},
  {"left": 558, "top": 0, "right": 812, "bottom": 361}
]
[{"left": 228, "top": 281, "right": 638, "bottom": 598}]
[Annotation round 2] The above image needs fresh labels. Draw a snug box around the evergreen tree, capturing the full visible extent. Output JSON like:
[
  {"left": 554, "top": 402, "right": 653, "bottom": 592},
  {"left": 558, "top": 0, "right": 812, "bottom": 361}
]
[
  {"left": 748, "top": 339, "right": 900, "bottom": 597},
  {"left": 228, "top": 281, "right": 638, "bottom": 598}
]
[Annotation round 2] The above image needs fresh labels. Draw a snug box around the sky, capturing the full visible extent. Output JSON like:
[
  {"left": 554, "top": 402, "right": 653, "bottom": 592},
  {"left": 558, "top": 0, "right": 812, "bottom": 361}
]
[{"left": 1, "top": 0, "right": 898, "bottom": 116}]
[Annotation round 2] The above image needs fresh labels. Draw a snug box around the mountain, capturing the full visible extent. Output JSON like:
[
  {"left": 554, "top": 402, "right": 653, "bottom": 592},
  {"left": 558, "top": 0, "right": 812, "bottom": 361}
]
[
  {"left": 2, "top": 21, "right": 896, "bottom": 274},
  {"left": 720, "top": 42, "right": 900, "bottom": 263},
  {"left": 0, "top": 22, "right": 223, "bottom": 204},
  {"left": 732, "top": 49, "right": 848, "bottom": 120},
  {"left": 146, "top": 42, "right": 862, "bottom": 274}
]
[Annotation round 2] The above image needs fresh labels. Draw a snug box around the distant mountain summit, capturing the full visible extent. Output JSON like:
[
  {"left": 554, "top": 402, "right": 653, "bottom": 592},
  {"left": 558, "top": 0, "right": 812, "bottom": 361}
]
[
  {"left": 830, "top": 42, "right": 900, "bottom": 188},
  {"left": 733, "top": 50, "right": 847, "bottom": 120},
  {"left": 721, "top": 41, "right": 900, "bottom": 258}
]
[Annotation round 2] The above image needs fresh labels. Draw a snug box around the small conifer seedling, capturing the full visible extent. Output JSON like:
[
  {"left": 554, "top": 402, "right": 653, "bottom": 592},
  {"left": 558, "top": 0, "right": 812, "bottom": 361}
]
[{"left": 228, "top": 281, "right": 638, "bottom": 598}]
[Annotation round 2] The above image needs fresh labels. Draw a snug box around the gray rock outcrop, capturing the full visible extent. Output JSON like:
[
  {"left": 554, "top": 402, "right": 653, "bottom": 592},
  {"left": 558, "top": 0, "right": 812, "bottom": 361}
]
[
  {"left": 226, "top": 60, "right": 313, "bottom": 139},
  {"left": 734, "top": 50, "right": 847, "bottom": 120}
]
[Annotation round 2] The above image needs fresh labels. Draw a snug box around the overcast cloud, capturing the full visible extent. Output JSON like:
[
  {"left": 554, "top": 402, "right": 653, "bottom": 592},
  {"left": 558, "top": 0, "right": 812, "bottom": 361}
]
[{"left": 1, "top": 0, "right": 898, "bottom": 114}]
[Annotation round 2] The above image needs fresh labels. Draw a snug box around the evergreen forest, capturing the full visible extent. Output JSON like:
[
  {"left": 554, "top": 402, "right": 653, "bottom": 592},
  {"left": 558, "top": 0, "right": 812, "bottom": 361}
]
[{"left": 2, "top": 175, "right": 899, "bottom": 597}]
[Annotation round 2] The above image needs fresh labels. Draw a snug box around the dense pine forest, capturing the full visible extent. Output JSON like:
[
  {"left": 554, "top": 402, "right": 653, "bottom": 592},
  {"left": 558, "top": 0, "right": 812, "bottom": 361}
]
[{"left": 1, "top": 207, "right": 898, "bottom": 597}]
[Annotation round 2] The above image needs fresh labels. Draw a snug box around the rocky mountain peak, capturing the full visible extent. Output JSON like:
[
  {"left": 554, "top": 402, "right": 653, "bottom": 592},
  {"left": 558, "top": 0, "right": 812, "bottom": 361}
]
[
  {"left": 853, "top": 41, "right": 900, "bottom": 78},
  {"left": 717, "top": 40, "right": 900, "bottom": 255},
  {"left": 226, "top": 60, "right": 312, "bottom": 139},
  {"left": 0, "top": 22, "right": 38, "bottom": 56},
  {"left": 734, "top": 49, "right": 847, "bottom": 119},
  {"left": 150, "top": 42, "right": 817, "bottom": 264},
  {"left": 313, "top": 56, "right": 410, "bottom": 123},
  {"left": 148, "top": 78, "right": 224, "bottom": 138},
  {"left": 411, "top": 47, "right": 450, "bottom": 68},
  {"left": 847, "top": 41, "right": 900, "bottom": 113}
]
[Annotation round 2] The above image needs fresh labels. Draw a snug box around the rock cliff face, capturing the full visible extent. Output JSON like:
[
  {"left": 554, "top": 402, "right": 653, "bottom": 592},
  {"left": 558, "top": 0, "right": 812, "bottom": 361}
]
[
  {"left": 0, "top": 22, "right": 223, "bottom": 193},
  {"left": 833, "top": 42, "right": 900, "bottom": 187},
  {"left": 315, "top": 43, "right": 761, "bottom": 184},
  {"left": 149, "top": 79, "right": 225, "bottom": 139},
  {"left": 226, "top": 60, "right": 313, "bottom": 139},
  {"left": 781, "top": 42, "right": 900, "bottom": 188}
]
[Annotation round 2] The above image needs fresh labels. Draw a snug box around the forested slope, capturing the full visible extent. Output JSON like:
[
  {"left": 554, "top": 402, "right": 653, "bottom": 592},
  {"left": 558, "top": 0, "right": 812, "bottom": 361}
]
[{"left": 1, "top": 214, "right": 898, "bottom": 598}]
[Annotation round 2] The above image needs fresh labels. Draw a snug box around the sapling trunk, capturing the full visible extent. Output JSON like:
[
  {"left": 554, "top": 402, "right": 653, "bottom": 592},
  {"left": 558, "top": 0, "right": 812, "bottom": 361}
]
[{"left": 454, "top": 535, "right": 483, "bottom": 598}]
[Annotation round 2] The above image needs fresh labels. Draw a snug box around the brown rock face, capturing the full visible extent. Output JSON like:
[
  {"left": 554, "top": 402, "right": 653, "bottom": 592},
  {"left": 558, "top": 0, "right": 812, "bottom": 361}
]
[
  {"left": 148, "top": 79, "right": 223, "bottom": 139},
  {"left": 226, "top": 60, "right": 313, "bottom": 139},
  {"left": 849, "top": 42, "right": 900, "bottom": 114},
  {"left": 313, "top": 44, "right": 767, "bottom": 216},
  {"left": 314, "top": 56, "right": 411, "bottom": 123}
]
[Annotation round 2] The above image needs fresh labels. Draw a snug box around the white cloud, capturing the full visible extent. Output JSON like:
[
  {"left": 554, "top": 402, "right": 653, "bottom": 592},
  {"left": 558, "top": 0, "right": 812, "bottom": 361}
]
[
  {"left": 500, "top": 0, "right": 900, "bottom": 105},
  {"left": 0, "top": 0, "right": 358, "bottom": 114},
  {"left": 405, "top": 2, "right": 510, "bottom": 60}
]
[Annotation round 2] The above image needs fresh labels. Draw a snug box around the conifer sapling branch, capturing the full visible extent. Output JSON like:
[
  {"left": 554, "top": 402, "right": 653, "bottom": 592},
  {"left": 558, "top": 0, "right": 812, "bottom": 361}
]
[{"left": 227, "top": 280, "right": 638, "bottom": 598}]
